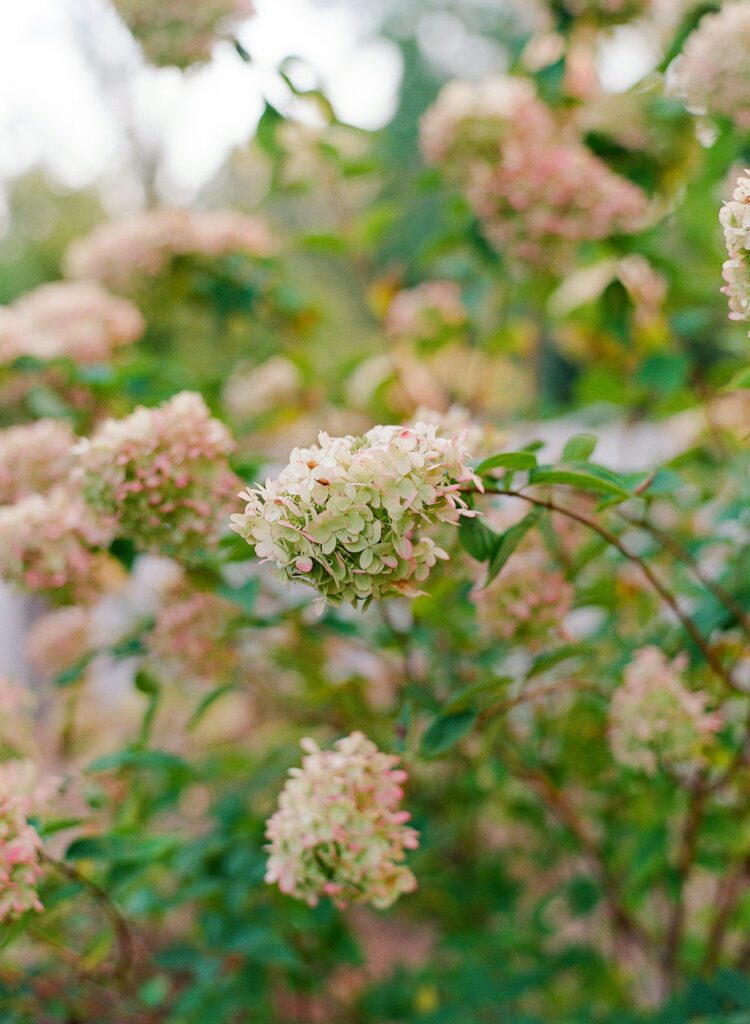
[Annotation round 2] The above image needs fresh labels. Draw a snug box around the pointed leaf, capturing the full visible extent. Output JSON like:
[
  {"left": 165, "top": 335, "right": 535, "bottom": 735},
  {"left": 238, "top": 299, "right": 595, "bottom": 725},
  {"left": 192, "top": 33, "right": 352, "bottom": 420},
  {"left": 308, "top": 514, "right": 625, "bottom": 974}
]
[
  {"left": 486, "top": 508, "right": 543, "bottom": 584},
  {"left": 562, "top": 433, "right": 597, "bottom": 462},
  {"left": 420, "top": 710, "right": 477, "bottom": 758}
]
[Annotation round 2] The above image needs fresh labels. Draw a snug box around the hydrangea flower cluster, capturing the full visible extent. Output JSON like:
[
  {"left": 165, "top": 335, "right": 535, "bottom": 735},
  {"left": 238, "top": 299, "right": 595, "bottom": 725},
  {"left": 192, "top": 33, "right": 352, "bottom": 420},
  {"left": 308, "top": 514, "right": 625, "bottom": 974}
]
[
  {"left": 113, "top": 0, "right": 254, "bottom": 68},
  {"left": 0, "top": 488, "right": 114, "bottom": 600},
  {"left": 76, "top": 391, "right": 237, "bottom": 559},
  {"left": 609, "top": 647, "right": 722, "bottom": 775},
  {"left": 471, "top": 545, "right": 574, "bottom": 652},
  {"left": 0, "top": 760, "right": 47, "bottom": 923},
  {"left": 231, "top": 422, "right": 479, "bottom": 606},
  {"left": 420, "top": 76, "right": 554, "bottom": 170},
  {"left": 0, "top": 420, "right": 76, "bottom": 505},
  {"left": 0, "top": 282, "right": 144, "bottom": 365},
  {"left": 223, "top": 356, "right": 303, "bottom": 421},
  {"left": 147, "top": 585, "right": 237, "bottom": 682},
  {"left": 385, "top": 281, "right": 468, "bottom": 346},
  {"left": 65, "top": 208, "right": 274, "bottom": 292},
  {"left": 26, "top": 606, "right": 91, "bottom": 680},
  {"left": 464, "top": 137, "right": 649, "bottom": 268},
  {"left": 721, "top": 172, "right": 750, "bottom": 329},
  {"left": 265, "top": 732, "right": 419, "bottom": 909},
  {"left": 420, "top": 75, "right": 649, "bottom": 269},
  {"left": 667, "top": 1, "right": 750, "bottom": 129}
]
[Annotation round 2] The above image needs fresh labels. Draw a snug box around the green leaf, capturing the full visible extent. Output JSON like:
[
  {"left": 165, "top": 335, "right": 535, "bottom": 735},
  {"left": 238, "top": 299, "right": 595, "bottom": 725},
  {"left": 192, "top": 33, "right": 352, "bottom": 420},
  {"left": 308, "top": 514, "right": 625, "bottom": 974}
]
[
  {"left": 234, "top": 39, "right": 251, "bottom": 62},
  {"left": 486, "top": 508, "right": 543, "bottom": 584},
  {"left": 529, "top": 466, "right": 630, "bottom": 500},
  {"left": 562, "top": 433, "right": 597, "bottom": 462},
  {"left": 188, "top": 684, "right": 235, "bottom": 731},
  {"left": 65, "top": 834, "right": 181, "bottom": 864},
  {"left": 443, "top": 676, "right": 512, "bottom": 714},
  {"left": 636, "top": 354, "right": 688, "bottom": 396},
  {"left": 217, "top": 578, "right": 259, "bottom": 614},
  {"left": 54, "top": 655, "right": 92, "bottom": 688},
  {"left": 421, "top": 710, "right": 476, "bottom": 758},
  {"left": 255, "top": 101, "right": 284, "bottom": 157},
  {"left": 87, "top": 749, "right": 189, "bottom": 775},
  {"left": 565, "top": 876, "right": 600, "bottom": 916},
  {"left": 134, "top": 669, "right": 160, "bottom": 695},
  {"left": 458, "top": 514, "right": 498, "bottom": 563},
  {"left": 475, "top": 451, "right": 537, "bottom": 476},
  {"left": 726, "top": 366, "right": 750, "bottom": 391},
  {"left": 527, "top": 645, "right": 588, "bottom": 679}
]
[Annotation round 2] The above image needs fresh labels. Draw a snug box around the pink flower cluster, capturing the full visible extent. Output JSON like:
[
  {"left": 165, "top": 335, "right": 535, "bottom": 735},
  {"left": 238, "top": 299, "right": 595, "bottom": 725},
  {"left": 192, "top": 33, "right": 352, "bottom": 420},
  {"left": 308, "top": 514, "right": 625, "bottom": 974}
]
[
  {"left": 668, "top": 1, "right": 750, "bottom": 128},
  {"left": 609, "top": 647, "right": 722, "bottom": 775},
  {"left": 420, "top": 76, "right": 553, "bottom": 169},
  {"left": 721, "top": 172, "right": 750, "bottom": 329},
  {"left": 465, "top": 142, "right": 649, "bottom": 269},
  {"left": 265, "top": 732, "right": 419, "bottom": 909},
  {"left": 114, "top": 0, "right": 254, "bottom": 68},
  {"left": 385, "top": 281, "right": 468, "bottom": 345},
  {"left": 0, "top": 419, "right": 76, "bottom": 505},
  {"left": 76, "top": 391, "right": 237, "bottom": 558},
  {"left": 421, "top": 75, "right": 649, "bottom": 269},
  {"left": 0, "top": 282, "right": 144, "bottom": 365},
  {"left": 0, "top": 760, "right": 48, "bottom": 923},
  {"left": 65, "top": 208, "right": 275, "bottom": 292},
  {"left": 471, "top": 544, "right": 574, "bottom": 651},
  {"left": 0, "top": 488, "right": 113, "bottom": 600},
  {"left": 26, "top": 606, "right": 91, "bottom": 679},
  {"left": 147, "top": 584, "right": 237, "bottom": 682}
]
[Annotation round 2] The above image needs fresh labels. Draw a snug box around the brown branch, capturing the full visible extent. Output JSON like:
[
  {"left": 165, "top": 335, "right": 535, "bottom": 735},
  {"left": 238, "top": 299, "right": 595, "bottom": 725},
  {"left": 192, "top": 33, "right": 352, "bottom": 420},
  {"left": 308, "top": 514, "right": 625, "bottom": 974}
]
[
  {"left": 662, "top": 783, "right": 708, "bottom": 983},
  {"left": 42, "top": 853, "right": 134, "bottom": 984},
  {"left": 472, "top": 485, "right": 741, "bottom": 695},
  {"left": 619, "top": 511, "right": 750, "bottom": 644},
  {"left": 479, "top": 677, "right": 595, "bottom": 725},
  {"left": 704, "top": 854, "right": 750, "bottom": 972},
  {"left": 504, "top": 752, "right": 653, "bottom": 953}
]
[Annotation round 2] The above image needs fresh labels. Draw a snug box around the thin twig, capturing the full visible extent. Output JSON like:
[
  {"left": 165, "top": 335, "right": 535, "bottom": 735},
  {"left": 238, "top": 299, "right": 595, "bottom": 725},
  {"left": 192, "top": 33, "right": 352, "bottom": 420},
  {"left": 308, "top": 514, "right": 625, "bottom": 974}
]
[
  {"left": 42, "top": 853, "right": 134, "bottom": 984},
  {"left": 479, "top": 677, "right": 595, "bottom": 725},
  {"left": 471, "top": 485, "right": 741, "bottom": 695},
  {"left": 662, "top": 782, "right": 708, "bottom": 984},
  {"left": 703, "top": 853, "right": 750, "bottom": 971},
  {"left": 502, "top": 750, "right": 653, "bottom": 953},
  {"left": 619, "top": 511, "right": 750, "bottom": 644}
]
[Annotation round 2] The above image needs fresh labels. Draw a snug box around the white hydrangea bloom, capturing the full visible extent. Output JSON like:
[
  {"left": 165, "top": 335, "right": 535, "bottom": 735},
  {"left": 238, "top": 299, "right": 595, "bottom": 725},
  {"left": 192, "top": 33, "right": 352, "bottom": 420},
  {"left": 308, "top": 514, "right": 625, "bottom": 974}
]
[{"left": 231, "top": 423, "right": 480, "bottom": 606}]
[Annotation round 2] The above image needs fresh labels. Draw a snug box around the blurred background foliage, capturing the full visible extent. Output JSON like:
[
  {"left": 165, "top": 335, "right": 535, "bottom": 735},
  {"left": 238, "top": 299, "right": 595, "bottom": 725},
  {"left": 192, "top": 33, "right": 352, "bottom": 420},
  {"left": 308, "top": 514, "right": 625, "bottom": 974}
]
[{"left": 4, "top": 1, "right": 750, "bottom": 1022}]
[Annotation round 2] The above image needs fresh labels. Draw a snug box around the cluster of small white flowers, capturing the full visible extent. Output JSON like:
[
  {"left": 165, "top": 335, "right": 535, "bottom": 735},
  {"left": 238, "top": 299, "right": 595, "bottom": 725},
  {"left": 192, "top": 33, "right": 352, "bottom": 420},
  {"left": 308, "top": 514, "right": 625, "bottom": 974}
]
[
  {"left": 609, "top": 647, "right": 722, "bottom": 775},
  {"left": 0, "top": 282, "right": 144, "bottom": 365},
  {"left": 385, "top": 281, "right": 468, "bottom": 345},
  {"left": 265, "top": 732, "right": 419, "bottom": 909},
  {"left": 0, "top": 419, "right": 76, "bottom": 505},
  {"left": 65, "top": 208, "right": 275, "bottom": 292},
  {"left": 113, "top": 0, "right": 254, "bottom": 68},
  {"left": 231, "top": 422, "right": 480, "bottom": 606},
  {"left": 721, "top": 172, "right": 750, "bottom": 328},
  {"left": 667, "top": 1, "right": 750, "bottom": 128},
  {"left": 75, "top": 391, "right": 237, "bottom": 559}
]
